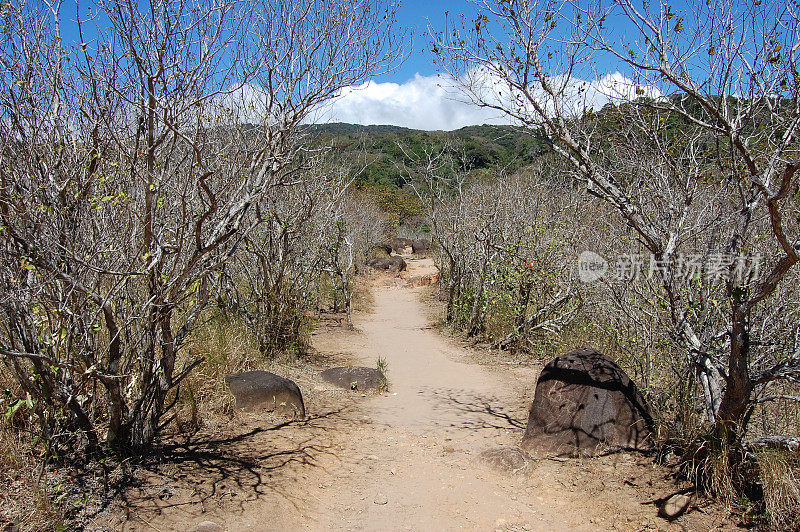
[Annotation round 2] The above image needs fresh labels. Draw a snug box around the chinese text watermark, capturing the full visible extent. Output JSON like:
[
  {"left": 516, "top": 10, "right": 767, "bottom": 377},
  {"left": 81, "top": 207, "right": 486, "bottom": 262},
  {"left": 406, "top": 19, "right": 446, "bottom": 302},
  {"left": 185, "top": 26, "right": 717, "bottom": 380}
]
[{"left": 577, "top": 251, "right": 762, "bottom": 284}]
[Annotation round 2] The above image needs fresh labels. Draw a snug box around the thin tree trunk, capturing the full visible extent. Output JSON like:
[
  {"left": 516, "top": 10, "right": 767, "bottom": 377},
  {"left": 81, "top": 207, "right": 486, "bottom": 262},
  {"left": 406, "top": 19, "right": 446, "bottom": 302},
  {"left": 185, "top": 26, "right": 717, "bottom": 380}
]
[
  {"left": 715, "top": 305, "right": 753, "bottom": 442},
  {"left": 467, "top": 260, "right": 488, "bottom": 337}
]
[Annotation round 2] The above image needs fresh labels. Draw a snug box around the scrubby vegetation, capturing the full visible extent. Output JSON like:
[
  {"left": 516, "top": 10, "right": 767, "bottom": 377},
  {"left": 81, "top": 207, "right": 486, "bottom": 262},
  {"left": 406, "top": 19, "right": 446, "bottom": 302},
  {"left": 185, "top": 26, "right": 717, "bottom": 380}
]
[
  {"left": 428, "top": 0, "right": 800, "bottom": 525},
  {"left": 418, "top": 144, "right": 800, "bottom": 525},
  {"left": 0, "top": 0, "right": 402, "bottom": 527},
  {"left": 1, "top": 0, "right": 799, "bottom": 528}
]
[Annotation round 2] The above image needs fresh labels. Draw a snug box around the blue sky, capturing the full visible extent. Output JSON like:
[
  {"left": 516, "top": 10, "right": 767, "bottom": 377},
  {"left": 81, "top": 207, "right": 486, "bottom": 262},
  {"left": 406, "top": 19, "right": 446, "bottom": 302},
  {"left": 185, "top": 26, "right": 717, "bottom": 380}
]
[
  {"left": 57, "top": 0, "right": 471, "bottom": 84},
  {"left": 373, "top": 0, "right": 473, "bottom": 83},
  {"left": 319, "top": 0, "right": 659, "bottom": 128},
  {"left": 376, "top": 0, "right": 650, "bottom": 83},
  {"left": 54, "top": 0, "right": 710, "bottom": 130}
]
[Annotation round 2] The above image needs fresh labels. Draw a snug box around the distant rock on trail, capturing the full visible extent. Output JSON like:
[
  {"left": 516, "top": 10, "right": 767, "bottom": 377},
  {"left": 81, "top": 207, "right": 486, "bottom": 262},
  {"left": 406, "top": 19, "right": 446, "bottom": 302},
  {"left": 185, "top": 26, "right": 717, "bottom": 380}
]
[
  {"left": 404, "top": 273, "right": 438, "bottom": 287},
  {"left": 390, "top": 237, "right": 414, "bottom": 254},
  {"left": 411, "top": 239, "right": 430, "bottom": 254},
  {"left": 320, "top": 366, "right": 386, "bottom": 391},
  {"left": 368, "top": 256, "right": 407, "bottom": 272},
  {"left": 521, "top": 348, "right": 653, "bottom": 457},
  {"left": 225, "top": 370, "right": 306, "bottom": 418}
]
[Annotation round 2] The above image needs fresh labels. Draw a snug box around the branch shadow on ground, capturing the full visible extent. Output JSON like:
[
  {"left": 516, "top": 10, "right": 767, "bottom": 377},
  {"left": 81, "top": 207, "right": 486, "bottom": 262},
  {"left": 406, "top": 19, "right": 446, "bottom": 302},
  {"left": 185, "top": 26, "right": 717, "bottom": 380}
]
[
  {"left": 87, "top": 407, "right": 355, "bottom": 523},
  {"left": 422, "top": 388, "right": 527, "bottom": 431}
]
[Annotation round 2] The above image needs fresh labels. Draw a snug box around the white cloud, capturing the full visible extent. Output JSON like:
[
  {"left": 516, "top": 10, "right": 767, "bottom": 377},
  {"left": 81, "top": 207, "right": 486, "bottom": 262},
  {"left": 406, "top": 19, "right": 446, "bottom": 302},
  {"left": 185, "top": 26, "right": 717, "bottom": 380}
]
[
  {"left": 214, "top": 71, "right": 661, "bottom": 131},
  {"left": 511, "top": 70, "right": 662, "bottom": 118},
  {"left": 312, "top": 70, "right": 660, "bottom": 131},
  {"left": 210, "top": 83, "right": 272, "bottom": 124},
  {"left": 308, "top": 73, "right": 510, "bottom": 130}
]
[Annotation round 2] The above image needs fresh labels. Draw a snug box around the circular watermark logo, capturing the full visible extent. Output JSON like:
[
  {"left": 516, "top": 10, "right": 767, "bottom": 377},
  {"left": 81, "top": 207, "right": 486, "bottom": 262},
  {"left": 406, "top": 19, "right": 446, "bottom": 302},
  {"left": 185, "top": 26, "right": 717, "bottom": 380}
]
[{"left": 578, "top": 251, "right": 608, "bottom": 283}]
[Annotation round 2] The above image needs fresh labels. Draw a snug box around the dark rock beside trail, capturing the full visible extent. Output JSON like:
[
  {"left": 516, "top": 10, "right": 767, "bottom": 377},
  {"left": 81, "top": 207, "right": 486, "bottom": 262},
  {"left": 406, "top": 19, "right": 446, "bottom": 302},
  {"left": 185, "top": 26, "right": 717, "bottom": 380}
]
[
  {"left": 521, "top": 348, "right": 653, "bottom": 456},
  {"left": 411, "top": 239, "right": 430, "bottom": 254},
  {"left": 368, "top": 243, "right": 393, "bottom": 258},
  {"left": 368, "top": 256, "right": 407, "bottom": 272},
  {"left": 390, "top": 237, "right": 414, "bottom": 254},
  {"left": 225, "top": 371, "right": 305, "bottom": 418},
  {"left": 320, "top": 366, "right": 386, "bottom": 391}
]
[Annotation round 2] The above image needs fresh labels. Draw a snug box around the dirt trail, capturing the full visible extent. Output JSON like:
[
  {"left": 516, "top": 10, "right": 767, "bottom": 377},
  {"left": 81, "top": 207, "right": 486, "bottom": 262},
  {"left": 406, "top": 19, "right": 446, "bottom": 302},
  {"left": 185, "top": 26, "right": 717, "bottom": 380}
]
[
  {"left": 117, "top": 257, "right": 734, "bottom": 531},
  {"left": 297, "top": 257, "right": 569, "bottom": 530}
]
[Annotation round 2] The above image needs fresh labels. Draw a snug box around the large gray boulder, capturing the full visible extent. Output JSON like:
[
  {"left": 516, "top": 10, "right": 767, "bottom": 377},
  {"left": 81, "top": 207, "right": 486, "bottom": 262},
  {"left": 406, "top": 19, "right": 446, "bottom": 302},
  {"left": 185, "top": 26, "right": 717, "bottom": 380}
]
[
  {"left": 521, "top": 348, "right": 653, "bottom": 456},
  {"left": 320, "top": 366, "right": 386, "bottom": 391},
  {"left": 225, "top": 371, "right": 305, "bottom": 418}
]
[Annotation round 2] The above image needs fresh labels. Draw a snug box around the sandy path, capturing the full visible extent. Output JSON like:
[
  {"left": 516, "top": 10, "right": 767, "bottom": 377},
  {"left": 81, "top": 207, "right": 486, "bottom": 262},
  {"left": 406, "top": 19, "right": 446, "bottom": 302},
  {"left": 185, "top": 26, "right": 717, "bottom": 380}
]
[
  {"left": 295, "top": 258, "right": 570, "bottom": 530},
  {"left": 275, "top": 257, "right": 732, "bottom": 531},
  {"left": 117, "top": 257, "right": 734, "bottom": 531}
]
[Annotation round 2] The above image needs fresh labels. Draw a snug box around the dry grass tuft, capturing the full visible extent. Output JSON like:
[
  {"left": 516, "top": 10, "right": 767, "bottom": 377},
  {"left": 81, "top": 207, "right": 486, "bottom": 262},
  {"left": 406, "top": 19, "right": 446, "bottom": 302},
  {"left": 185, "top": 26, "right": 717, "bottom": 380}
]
[
  {"left": 175, "top": 310, "right": 263, "bottom": 429},
  {"left": 758, "top": 450, "right": 800, "bottom": 531},
  {"left": 672, "top": 435, "right": 800, "bottom": 528},
  {"left": 0, "top": 428, "right": 65, "bottom": 531},
  {"left": 350, "top": 272, "right": 376, "bottom": 313}
]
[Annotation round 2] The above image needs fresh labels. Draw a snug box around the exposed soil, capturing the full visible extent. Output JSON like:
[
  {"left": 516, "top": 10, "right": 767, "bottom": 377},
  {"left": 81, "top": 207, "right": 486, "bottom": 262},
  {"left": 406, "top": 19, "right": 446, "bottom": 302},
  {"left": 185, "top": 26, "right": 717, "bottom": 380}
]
[{"left": 100, "top": 257, "right": 736, "bottom": 531}]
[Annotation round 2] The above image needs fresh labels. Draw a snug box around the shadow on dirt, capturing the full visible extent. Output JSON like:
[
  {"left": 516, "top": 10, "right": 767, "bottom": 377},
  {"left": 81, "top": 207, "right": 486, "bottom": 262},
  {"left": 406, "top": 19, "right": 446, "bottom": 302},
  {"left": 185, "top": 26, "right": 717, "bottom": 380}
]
[
  {"left": 424, "top": 389, "right": 526, "bottom": 430},
  {"left": 87, "top": 408, "right": 353, "bottom": 523}
]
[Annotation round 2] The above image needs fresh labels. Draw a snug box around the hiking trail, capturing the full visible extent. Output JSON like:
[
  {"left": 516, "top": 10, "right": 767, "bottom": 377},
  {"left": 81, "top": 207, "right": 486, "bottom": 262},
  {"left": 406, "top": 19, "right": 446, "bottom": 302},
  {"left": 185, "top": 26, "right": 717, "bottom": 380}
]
[{"left": 117, "top": 257, "right": 732, "bottom": 531}]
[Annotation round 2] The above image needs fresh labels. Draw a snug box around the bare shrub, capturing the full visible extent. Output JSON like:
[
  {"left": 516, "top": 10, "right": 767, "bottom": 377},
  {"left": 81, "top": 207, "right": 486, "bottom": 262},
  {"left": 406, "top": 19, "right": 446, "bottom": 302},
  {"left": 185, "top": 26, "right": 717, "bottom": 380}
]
[
  {"left": 416, "top": 158, "right": 585, "bottom": 354},
  {"left": 433, "top": 0, "right": 800, "bottom": 520},
  {"left": 0, "top": 0, "right": 402, "bottom": 454}
]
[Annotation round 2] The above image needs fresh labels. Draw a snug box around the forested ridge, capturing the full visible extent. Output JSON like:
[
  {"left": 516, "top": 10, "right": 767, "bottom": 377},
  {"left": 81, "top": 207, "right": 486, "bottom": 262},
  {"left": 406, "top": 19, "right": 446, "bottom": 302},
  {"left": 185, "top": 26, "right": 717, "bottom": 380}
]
[{"left": 307, "top": 122, "right": 551, "bottom": 189}]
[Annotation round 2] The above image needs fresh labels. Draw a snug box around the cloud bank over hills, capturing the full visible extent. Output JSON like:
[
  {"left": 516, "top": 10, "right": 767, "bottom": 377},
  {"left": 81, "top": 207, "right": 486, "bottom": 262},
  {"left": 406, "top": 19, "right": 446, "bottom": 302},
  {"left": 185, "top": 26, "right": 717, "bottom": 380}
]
[
  {"left": 217, "top": 70, "right": 660, "bottom": 131},
  {"left": 310, "top": 71, "right": 660, "bottom": 131},
  {"left": 308, "top": 73, "right": 509, "bottom": 130}
]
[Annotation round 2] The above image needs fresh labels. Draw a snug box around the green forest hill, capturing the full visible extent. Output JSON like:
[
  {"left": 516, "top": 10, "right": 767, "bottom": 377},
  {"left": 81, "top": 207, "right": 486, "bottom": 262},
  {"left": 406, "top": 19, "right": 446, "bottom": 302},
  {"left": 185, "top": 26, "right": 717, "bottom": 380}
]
[
  {"left": 306, "top": 123, "right": 551, "bottom": 225},
  {"left": 305, "top": 96, "right": 726, "bottom": 226},
  {"left": 309, "top": 122, "right": 551, "bottom": 189}
]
